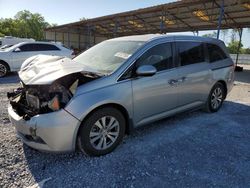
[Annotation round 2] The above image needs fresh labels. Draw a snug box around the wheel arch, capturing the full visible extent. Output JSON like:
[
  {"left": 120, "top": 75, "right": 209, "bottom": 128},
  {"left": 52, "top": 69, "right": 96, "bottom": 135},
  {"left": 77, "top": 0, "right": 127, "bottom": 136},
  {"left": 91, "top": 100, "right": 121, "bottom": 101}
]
[
  {"left": 217, "top": 80, "right": 227, "bottom": 99},
  {"left": 74, "top": 103, "right": 133, "bottom": 150}
]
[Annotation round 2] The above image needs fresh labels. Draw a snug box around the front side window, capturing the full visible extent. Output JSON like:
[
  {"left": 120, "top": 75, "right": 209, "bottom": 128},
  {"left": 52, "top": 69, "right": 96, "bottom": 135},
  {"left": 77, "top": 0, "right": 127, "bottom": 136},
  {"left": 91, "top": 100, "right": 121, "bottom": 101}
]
[
  {"left": 136, "top": 42, "right": 173, "bottom": 71},
  {"left": 19, "top": 44, "right": 33, "bottom": 52},
  {"left": 74, "top": 40, "right": 144, "bottom": 74},
  {"left": 207, "top": 43, "right": 227, "bottom": 63},
  {"left": 177, "top": 42, "right": 205, "bottom": 66}
]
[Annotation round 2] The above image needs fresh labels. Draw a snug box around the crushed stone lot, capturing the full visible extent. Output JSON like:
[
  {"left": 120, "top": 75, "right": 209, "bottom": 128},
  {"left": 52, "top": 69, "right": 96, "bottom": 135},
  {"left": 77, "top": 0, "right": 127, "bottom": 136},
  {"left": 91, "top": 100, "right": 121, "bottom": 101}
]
[{"left": 0, "top": 68, "right": 250, "bottom": 188}]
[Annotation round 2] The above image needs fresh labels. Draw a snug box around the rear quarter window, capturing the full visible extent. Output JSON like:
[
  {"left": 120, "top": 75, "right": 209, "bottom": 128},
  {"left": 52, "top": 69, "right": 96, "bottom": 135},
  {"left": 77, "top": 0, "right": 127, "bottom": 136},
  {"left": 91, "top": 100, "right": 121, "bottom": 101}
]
[{"left": 207, "top": 43, "right": 227, "bottom": 63}]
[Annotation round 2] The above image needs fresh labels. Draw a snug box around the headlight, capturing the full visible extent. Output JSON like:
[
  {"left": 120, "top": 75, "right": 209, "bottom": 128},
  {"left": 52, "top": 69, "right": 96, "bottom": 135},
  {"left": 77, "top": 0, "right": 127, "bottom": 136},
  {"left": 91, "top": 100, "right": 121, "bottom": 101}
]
[{"left": 26, "top": 93, "right": 40, "bottom": 109}]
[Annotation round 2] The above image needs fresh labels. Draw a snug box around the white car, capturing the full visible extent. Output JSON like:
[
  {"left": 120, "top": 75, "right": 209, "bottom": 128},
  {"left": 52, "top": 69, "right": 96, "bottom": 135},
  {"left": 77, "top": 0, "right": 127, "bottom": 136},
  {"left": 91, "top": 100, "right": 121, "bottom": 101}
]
[
  {"left": 0, "top": 42, "right": 73, "bottom": 77},
  {"left": 0, "top": 36, "right": 35, "bottom": 47}
]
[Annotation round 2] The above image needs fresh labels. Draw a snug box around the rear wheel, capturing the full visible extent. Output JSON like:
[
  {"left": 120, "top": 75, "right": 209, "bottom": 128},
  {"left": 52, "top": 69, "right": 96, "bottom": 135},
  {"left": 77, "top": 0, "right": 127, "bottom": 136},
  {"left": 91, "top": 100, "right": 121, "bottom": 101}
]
[
  {"left": 77, "top": 107, "right": 125, "bottom": 156},
  {"left": 205, "top": 82, "right": 225, "bottom": 112},
  {"left": 0, "top": 62, "right": 9, "bottom": 77}
]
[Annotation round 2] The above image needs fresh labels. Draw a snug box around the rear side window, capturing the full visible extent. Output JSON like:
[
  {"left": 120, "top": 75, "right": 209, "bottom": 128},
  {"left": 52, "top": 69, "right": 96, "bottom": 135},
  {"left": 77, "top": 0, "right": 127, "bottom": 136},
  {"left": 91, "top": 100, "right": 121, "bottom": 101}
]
[
  {"left": 33, "top": 44, "right": 60, "bottom": 51},
  {"left": 177, "top": 42, "right": 205, "bottom": 66},
  {"left": 136, "top": 42, "right": 173, "bottom": 71},
  {"left": 207, "top": 43, "right": 227, "bottom": 63}
]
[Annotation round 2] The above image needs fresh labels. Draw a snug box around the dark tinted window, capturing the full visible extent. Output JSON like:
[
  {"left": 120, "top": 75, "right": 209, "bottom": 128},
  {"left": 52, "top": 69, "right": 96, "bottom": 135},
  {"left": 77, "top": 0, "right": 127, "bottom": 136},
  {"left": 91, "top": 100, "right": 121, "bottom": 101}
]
[
  {"left": 19, "top": 44, "right": 33, "bottom": 51},
  {"left": 177, "top": 42, "right": 205, "bottom": 66},
  {"left": 136, "top": 42, "right": 173, "bottom": 71},
  {"left": 207, "top": 43, "right": 227, "bottom": 62},
  {"left": 19, "top": 43, "right": 60, "bottom": 52},
  {"left": 33, "top": 44, "right": 60, "bottom": 51}
]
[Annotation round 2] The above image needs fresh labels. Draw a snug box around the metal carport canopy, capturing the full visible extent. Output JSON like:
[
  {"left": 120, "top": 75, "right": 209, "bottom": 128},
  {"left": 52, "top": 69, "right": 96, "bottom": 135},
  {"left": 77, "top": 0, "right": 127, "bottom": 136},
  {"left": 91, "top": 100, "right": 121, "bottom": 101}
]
[{"left": 45, "top": 0, "right": 250, "bottom": 37}]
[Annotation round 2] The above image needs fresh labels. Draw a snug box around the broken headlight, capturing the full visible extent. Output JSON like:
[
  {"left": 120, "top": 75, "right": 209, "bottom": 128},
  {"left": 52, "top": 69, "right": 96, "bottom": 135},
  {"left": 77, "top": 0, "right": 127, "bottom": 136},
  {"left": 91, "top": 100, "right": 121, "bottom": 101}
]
[{"left": 26, "top": 93, "right": 40, "bottom": 110}]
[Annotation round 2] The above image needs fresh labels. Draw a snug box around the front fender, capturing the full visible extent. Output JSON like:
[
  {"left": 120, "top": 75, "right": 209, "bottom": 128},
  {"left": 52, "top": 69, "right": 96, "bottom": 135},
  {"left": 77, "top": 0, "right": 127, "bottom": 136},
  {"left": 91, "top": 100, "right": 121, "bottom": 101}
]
[{"left": 65, "top": 80, "right": 133, "bottom": 123}]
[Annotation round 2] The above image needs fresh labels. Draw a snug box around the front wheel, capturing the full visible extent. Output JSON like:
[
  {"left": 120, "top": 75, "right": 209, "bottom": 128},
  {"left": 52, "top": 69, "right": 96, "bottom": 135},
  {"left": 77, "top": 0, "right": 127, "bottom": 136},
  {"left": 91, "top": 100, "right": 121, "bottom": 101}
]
[
  {"left": 205, "top": 82, "right": 226, "bottom": 113},
  {"left": 77, "top": 107, "right": 125, "bottom": 156},
  {"left": 0, "top": 62, "right": 8, "bottom": 77}
]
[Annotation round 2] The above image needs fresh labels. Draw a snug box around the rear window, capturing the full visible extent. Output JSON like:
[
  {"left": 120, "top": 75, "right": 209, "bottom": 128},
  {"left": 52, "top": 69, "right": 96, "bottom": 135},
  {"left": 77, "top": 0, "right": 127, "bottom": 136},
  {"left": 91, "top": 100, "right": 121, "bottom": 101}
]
[
  {"left": 207, "top": 43, "right": 227, "bottom": 63},
  {"left": 177, "top": 42, "right": 205, "bottom": 66}
]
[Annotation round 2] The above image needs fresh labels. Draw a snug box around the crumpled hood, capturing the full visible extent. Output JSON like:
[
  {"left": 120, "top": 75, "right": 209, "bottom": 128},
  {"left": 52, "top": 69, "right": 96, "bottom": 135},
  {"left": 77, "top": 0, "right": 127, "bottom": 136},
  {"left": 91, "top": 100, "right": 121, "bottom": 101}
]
[{"left": 19, "top": 55, "right": 99, "bottom": 85}]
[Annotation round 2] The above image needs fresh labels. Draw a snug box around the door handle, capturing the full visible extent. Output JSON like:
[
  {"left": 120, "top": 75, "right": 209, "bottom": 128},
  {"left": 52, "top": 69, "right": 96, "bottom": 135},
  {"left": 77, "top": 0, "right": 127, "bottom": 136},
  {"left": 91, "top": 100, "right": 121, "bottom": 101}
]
[
  {"left": 177, "top": 77, "right": 187, "bottom": 83},
  {"left": 168, "top": 79, "right": 178, "bottom": 86}
]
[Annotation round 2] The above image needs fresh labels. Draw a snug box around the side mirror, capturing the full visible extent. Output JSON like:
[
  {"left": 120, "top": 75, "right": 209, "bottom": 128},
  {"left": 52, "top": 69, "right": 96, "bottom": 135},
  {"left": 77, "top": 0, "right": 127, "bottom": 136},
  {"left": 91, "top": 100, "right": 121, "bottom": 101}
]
[
  {"left": 13, "top": 48, "right": 21, "bottom": 52},
  {"left": 136, "top": 65, "right": 157, "bottom": 77}
]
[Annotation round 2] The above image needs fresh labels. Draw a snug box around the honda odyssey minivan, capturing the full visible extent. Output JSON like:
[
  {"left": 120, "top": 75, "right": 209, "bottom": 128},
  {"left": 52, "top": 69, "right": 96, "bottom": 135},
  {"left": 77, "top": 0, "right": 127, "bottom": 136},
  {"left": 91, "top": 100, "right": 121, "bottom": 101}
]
[{"left": 8, "top": 34, "right": 234, "bottom": 156}]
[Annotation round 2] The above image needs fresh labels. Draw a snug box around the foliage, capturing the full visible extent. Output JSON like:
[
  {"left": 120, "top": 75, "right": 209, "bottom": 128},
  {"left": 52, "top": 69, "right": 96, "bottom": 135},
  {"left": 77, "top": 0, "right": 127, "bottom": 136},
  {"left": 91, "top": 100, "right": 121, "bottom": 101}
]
[
  {"left": 241, "top": 48, "right": 250, "bottom": 54},
  {"left": 79, "top": 17, "right": 87, "bottom": 21},
  {"left": 202, "top": 31, "right": 217, "bottom": 38},
  {"left": 227, "top": 40, "right": 243, "bottom": 54},
  {"left": 0, "top": 10, "right": 50, "bottom": 40}
]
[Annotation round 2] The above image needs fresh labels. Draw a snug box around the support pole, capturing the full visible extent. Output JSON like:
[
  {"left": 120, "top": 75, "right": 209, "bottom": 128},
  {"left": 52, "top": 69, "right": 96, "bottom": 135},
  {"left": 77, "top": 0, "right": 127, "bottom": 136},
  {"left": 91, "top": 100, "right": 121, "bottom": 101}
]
[
  {"left": 87, "top": 25, "right": 91, "bottom": 48},
  {"left": 217, "top": 0, "right": 224, "bottom": 39},
  {"left": 235, "top": 28, "right": 243, "bottom": 72},
  {"left": 67, "top": 32, "right": 70, "bottom": 48},
  {"left": 114, "top": 21, "right": 118, "bottom": 37},
  {"left": 78, "top": 32, "right": 81, "bottom": 49},
  {"left": 54, "top": 31, "right": 57, "bottom": 42},
  {"left": 160, "top": 10, "right": 164, "bottom": 33},
  {"left": 62, "top": 32, "right": 64, "bottom": 45}
]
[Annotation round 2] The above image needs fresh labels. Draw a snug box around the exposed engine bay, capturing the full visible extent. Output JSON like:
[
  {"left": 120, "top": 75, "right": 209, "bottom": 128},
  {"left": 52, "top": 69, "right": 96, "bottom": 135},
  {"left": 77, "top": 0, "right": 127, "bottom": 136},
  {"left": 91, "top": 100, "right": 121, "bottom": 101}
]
[{"left": 7, "top": 72, "right": 100, "bottom": 120}]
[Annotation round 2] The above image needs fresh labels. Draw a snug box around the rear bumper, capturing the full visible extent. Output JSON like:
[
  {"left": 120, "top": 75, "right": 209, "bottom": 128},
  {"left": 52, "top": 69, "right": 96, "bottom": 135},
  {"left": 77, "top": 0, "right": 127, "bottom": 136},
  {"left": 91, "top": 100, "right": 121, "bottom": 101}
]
[{"left": 8, "top": 105, "right": 80, "bottom": 153}]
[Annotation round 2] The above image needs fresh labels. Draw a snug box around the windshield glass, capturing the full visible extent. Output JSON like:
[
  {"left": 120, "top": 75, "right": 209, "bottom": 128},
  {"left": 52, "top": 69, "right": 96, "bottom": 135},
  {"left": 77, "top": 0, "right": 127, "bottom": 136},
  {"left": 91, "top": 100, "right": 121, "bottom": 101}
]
[
  {"left": 73, "top": 40, "right": 144, "bottom": 74},
  {"left": 0, "top": 44, "right": 13, "bottom": 50}
]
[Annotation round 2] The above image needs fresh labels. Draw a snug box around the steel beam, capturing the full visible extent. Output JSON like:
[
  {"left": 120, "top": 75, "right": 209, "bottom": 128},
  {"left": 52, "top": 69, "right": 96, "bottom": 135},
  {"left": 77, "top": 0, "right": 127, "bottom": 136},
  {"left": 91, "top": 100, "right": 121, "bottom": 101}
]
[
  {"left": 217, "top": 0, "right": 224, "bottom": 39},
  {"left": 236, "top": 28, "right": 243, "bottom": 67}
]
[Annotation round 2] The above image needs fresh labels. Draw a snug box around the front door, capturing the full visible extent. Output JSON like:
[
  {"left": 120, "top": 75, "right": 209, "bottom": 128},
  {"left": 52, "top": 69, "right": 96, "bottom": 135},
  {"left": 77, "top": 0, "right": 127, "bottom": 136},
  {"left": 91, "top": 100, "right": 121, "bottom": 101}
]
[
  {"left": 10, "top": 43, "right": 35, "bottom": 70},
  {"left": 132, "top": 42, "right": 179, "bottom": 126}
]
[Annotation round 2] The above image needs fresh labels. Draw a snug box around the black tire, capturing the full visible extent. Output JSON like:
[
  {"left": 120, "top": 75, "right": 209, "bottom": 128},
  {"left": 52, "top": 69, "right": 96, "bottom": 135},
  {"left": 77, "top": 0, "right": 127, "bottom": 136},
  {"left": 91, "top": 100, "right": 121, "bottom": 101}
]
[
  {"left": 0, "top": 61, "right": 9, "bottom": 78},
  {"left": 204, "top": 82, "right": 226, "bottom": 113},
  {"left": 77, "top": 107, "right": 125, "bottom": 156}
]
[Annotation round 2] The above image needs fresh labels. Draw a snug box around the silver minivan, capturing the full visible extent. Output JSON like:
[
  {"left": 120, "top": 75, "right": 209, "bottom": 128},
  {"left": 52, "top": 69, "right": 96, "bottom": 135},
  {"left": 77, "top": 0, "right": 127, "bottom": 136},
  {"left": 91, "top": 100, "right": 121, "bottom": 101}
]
[{"left": 8, "top": 34, "right": 234, "bottom": 156}]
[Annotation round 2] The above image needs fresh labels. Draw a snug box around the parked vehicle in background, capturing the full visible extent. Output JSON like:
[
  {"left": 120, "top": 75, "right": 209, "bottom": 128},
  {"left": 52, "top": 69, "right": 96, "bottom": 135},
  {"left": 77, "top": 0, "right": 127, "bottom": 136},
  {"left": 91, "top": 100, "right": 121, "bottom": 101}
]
[
  {"left": 7, "top": 34, "right": 235, "bottom": 156},
  {"left": 0, "top": 41, "right": 74, "bottom": 77},
  {"left": 0, "top": 36, "right": 35, "bottom": 47}
]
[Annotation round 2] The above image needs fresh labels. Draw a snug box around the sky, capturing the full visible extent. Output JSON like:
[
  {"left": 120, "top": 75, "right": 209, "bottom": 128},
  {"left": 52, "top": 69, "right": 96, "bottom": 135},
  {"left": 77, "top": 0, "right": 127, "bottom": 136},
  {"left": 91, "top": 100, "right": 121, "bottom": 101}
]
[{"left": 0, "top": 0, "right": 249, "bottom": 47}]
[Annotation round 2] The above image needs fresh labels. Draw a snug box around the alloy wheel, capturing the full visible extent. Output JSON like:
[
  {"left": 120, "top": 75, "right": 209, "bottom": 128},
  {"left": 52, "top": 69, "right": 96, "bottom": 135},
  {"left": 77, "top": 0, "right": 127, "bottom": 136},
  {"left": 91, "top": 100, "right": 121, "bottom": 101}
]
[
  {"left": 0, "top": 63, "right": 7, "bottom": 77},
  {"left": 211, "top": 87, "right": 223, "bottom": 110},
  {"left": 89, "top": 116, "right": 120, "bottom": 150}
]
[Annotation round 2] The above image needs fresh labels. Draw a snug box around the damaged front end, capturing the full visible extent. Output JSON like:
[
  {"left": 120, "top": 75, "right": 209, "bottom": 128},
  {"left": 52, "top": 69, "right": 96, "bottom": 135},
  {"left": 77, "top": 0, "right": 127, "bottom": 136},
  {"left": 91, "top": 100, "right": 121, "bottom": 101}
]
[{"left": 8, "top": 72, "right": 99, "bottom": 120}]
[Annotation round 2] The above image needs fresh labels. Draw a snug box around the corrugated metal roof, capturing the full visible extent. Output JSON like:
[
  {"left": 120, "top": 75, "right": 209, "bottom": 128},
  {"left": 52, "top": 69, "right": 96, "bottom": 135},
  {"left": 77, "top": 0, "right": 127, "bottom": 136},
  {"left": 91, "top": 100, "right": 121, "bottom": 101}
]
[{"left": 45, "top": 0, "right": 250, "bottom": 37}]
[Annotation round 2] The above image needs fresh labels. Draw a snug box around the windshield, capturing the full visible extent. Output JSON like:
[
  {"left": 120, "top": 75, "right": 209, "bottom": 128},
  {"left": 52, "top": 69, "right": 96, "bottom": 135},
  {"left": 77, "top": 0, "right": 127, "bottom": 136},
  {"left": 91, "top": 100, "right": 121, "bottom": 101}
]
[
  {"left": 73, "top": 40, "right": 144, "bottom": 74},
  {"left": 0, "top": 43, "right": 21, "bottom": 51},
  {"left": 0, "top": 44, "right": 13, "bottom": 50}
]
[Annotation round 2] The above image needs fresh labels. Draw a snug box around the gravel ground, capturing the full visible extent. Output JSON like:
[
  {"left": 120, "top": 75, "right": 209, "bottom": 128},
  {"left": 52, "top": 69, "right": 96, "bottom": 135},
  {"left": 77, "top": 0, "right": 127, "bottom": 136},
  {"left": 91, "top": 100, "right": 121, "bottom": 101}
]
[{"left": 0, "top": 67, "right": 250, "bottom": 188}]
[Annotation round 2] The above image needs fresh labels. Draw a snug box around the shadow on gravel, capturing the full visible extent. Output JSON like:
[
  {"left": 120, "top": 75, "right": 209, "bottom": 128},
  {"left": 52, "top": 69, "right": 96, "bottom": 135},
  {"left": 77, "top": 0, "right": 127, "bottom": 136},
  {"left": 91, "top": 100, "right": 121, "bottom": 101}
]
[
  {"left": 22, "top": 101, "right": 250, "bottom": 187},
  {"left": 0, "top": 73, "right": 19, "bottom": 84},
  {"left": 235, "top": 69, "right": 250, "bottom": 84}
]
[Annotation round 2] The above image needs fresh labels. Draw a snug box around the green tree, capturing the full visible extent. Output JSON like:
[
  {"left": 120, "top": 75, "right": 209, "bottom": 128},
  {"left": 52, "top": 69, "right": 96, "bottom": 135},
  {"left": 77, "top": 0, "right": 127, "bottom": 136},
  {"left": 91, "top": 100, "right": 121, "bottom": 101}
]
[
  {"left": 0, "top": 10, "right": 50, "bottom": 40},
  {"left": 202, "top": 31, "right": 217, "bottom": 38},
  {"left": 227, "top": 40, "right": 243, "bottom": 54},
  {"left": 242, "top": 48, "right": 250, "bottom": 54}
]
